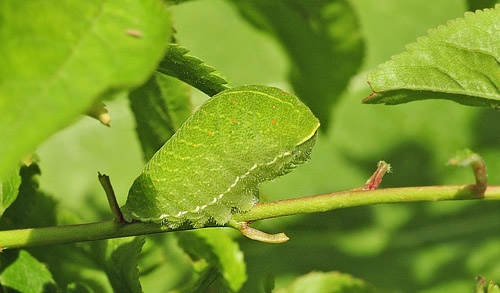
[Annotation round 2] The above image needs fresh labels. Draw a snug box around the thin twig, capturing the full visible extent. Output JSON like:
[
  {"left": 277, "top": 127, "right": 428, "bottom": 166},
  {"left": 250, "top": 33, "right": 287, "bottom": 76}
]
[
  {"left": 1, "top": 185, "right": 500, "bottom": 249},
  {"left": 98, "top": 172, "right": 124, "bottom": 224}
]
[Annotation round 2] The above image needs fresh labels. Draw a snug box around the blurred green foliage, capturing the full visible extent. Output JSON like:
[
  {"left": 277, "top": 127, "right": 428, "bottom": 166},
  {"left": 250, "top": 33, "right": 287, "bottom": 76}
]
[
  {"left": 0, "top": 0, "right": 172, "bottom": 180},
  {"left": 0, "top": 0, "right": 498, "bottom": 292}
]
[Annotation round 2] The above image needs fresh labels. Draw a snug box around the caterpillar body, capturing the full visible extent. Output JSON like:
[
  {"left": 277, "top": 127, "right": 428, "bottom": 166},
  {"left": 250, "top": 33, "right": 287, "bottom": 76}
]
[{"left": 121, "top": 85, "right": 320, "bottom": 228}]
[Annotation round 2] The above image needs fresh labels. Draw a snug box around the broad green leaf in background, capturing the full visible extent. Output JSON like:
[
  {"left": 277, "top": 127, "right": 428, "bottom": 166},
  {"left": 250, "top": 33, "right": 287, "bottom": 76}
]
[
  {"left": 230, "top": 0, "right": 364, "bottom": 128},
  {"left": 129, "top": 72, "right": 192, "bottom": 161},
  {"left": 157, "top": 44, "right": 230, "bottom": 96},
  {"left": 0, "top": 166, "right": 21, "bottom": 219},
  {"left": 0, "top": 162, "right": 111, "bottom": 291},
  {"left": 467, "top": 0, "right": 499, "bottom": 11},
  {"left": 32, "top": 235, "right": 133, "bottom": 292},
  {"left": 0, "top": 0, "right": 171, "bottom": 179},
  {"left": 31, "top": 216, "right": 146, "bottom": 292},
  {"left": 0, "top": 250, "right": 57, "bottom": 292},
  {"left": 276, "top": 271, "right": 384, "bottom": 293},
  {"left": 165, "top": 0, "right": 193, "bottom": 4},
  {"left": 262, "top": 273, "right": 276, "bottom": 293},
  {"left": 182, "top": 265, "right": 220, "bottom": 293},
  {"left": 0, "top": 163, "right": 57, "bottom": 230},
  {"left": 104, "top": 237, "right": 146, "bottom": 293},
  {"left": 364, "top": 5, "right": 500, "bottom": 107},
  {"left": 0, "top": 162, "right": 141, "bottom": 292},
  {"left": 152, "top": 75, "right": 193, "bottom": 132},
  {"left": 138, "top": 234, "right": 194, "bottom": 292},
  {"left": 66, "top": 282, "right": 94, "bottom": 293},
  {"left": 177, "top": 229, "right": 247, "bottom": 292}
]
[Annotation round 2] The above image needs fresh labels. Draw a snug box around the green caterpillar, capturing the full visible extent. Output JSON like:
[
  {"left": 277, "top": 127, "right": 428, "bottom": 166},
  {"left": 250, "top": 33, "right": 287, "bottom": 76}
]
[{"left": 121, "top": 85, "right": 320, "bottom": 228}]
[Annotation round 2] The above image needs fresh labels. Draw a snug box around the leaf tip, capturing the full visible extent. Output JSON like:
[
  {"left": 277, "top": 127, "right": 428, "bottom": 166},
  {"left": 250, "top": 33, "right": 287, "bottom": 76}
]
[
  {"left": 362, "top": 92, "right": 378, "bottom": 104},
  {"left": 87, "top": 102, "right": 111, "bottom": 126}
]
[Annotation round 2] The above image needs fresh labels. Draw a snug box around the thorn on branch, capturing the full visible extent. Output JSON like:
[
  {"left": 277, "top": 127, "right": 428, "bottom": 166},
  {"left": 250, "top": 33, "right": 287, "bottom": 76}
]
[
  {"left": 98, "top": 172, "right": 125, "bottom": 224},
  {"left": 360, "top": 161, "right": 392, "bottom": 190},
  {"left": 448, "top": 149, "right": 487, "bottom": 196}
]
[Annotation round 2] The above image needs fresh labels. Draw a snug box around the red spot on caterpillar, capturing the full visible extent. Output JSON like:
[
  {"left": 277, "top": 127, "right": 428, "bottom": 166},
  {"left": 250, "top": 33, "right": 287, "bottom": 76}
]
[
  {"left": 272, "top": 105, "right": 276, "bottom": 109},
  {"left": 186, "top": 125, "right": 190, "bottom": 129},
  {"left": 272, "top": 120, "right": 276, "bottom": 124},
  {"left": 281, "top": 92, "right": 285, "bottom": 95},
  {"left": 208, "top": 130, "right": 212, "bottom": 135},
  {"left": 202, "top": 109, "right": 206, "bottom": 113},
  {"left": 290, "top": 93, "right": 294, "bottom": 95},
  {"left": 232, "top": 119, "right": 237, "bottom": 123},
  {"left": 232, "top": 100, "right": 236, "bottom": 104}
]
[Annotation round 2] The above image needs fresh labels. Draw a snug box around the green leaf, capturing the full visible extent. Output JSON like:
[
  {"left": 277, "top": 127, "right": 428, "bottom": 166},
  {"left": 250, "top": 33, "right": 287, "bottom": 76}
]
[
  {"left": 179, "top": 264, "right": 220, "bottom": 293},
  {"left": 467, "top": 0, "right": 499, "bottom": 11},
  {"left": 0, "top": 0, "right": 171, "bottom": 179},
  {"left": 476, "top": 277, "right": 500, "bottom": 293},
  {"left": 365, "top": 5, "right": 500, "bottom": 107},
  {"left": 66, "top": 282, "right": 95, "bottom": 293},
  {"left": 0, "top": 164, "right": 58, "bottom": 230},
  {"left": 138, "top": 234, "right": 194, "bottom": 292},
  {"left": 129, "top": 72, "right": 192, "bottom": 161},
  {"left": 157, "top": 44, "right": 229, "bottom": 96},
  {"left": 0, "top": 163, "right": 117, "bottom": 291},
  {"left": 276, "top": 271, "right": 384, "bottom": 293},
  {"left": 164, "top": 0, "right": 193, "bottom": 4},
  {"left": 490, "top": 282, "right": 500, "bottom": 293},
  {"left": 0, "top": 166, "right": 21, "bottom": 218},
  {"left": 31, "top": 240, "right": 114, "bottom": 292},
  {"left": 177, "top": 229, "right": 247, "bottom": 292},
  {"left": 86, "top": 101, "right": 111, "bottom": 127},
  {"left": 122, "top": 85, "right": 319, "bottom": 228},
  {"left": 262, "top": 273, "right": 275, "bottom": 293},
  {"left": 0, "top": 250, "right": 57, "bottom": 292},
  {"left": 0, "top": 163, "right": 111, "bottom": 291},
  {"left": 104, "top": 237, "right": 146, "bottom": 293},
  {"left": 231, "top": 0, "right": 364, "bottom": 128},
  {"left": 34, "top": 236, "right": 144, "bottom": 292}
]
